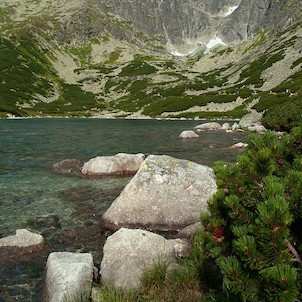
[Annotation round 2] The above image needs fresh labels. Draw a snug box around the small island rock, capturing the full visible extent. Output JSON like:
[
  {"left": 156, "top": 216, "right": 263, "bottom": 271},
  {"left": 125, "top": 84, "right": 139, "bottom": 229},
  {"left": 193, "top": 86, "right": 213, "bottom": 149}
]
[{"left": 179, "top": 130, "right": 199, "bottom": 139}]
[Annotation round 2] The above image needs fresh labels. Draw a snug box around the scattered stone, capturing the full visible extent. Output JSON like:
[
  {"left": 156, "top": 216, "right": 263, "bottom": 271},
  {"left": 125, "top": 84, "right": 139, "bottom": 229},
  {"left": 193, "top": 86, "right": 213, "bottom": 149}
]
[
  {"left": 100, "top": 228, "right": 176, "bottom": 290},
  {"left": 248, "top": 125, "right": 266, "bottom": 133},
  {"left": 229, "top": 142, "right": 248, "bottom": 149},
  {"left": 45, "top": 252, "right": 94, "bottom": 302},
  {"left": 0, "top": 229, "right": 46, "bottom": 265},
  {"left": 101, "top": 155, "right": 217, "bottom": 232},
  {"left": 231, "top": 122, "right": 240, "bottom": 131},
  {"left": 194, "top": 122, "right": 222, "bottom": 131},
  {"left": 53, "top": 159, "right": 83, "bottom": 176},
  {"left": 179, "top": 130, "right": 199, "bottom": 139},
  {"left": 221, "top": 122, "right": 230, "bottom": 130},
  {"left": 81, "top": 153, "right": 145, "bottom": 176}
]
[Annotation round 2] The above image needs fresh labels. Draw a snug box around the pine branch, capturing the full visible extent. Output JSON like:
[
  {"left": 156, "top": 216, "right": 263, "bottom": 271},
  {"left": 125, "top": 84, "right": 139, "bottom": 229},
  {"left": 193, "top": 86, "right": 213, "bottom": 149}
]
[{"left": 286, "top": 239, "right": 302, "bottom": 264}]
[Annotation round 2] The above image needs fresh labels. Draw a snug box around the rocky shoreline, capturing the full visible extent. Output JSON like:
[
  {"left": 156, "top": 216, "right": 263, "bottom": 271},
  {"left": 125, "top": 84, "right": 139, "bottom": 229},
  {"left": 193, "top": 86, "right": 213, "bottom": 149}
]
[{"left": 0, "top": 115, "right": 272, "bottom": 301}]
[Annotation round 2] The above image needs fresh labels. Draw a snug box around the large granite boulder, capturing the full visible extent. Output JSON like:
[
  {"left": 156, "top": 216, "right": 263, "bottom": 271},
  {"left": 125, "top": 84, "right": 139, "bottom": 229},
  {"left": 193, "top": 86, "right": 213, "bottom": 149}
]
[
  {"left": 0, "top": 229, "right": 46, "bottom": 264},
  {"left": 100, "top": 228, "right": 180, "bottom": 290},
  {"left": 101, "top": 155, "right": 217, "bottom": 232},
  {"left": 194, "top": 122, "right": 222, "bottom": 131},
  {"left": 45, "top": 252, "right": 94, "bottom": 302},
  {"left": 81, "top": 153, "right": 145, "bottom": 176}
]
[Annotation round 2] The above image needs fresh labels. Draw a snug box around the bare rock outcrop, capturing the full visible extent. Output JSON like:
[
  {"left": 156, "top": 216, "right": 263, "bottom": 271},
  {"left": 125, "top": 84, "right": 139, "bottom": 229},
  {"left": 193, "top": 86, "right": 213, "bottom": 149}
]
[
  {"left": 101, "top": 155, "right": 217, "bottom": 232},
  {"left": 239, "top": 111, "right": 263, "bottom": 128}
]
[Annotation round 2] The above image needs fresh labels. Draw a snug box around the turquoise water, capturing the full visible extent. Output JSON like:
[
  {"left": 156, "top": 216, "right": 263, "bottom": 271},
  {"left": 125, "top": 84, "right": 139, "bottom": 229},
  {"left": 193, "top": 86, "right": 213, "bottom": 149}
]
[{"left": 0, "top": 118, "right": 247, "bottom": 301}]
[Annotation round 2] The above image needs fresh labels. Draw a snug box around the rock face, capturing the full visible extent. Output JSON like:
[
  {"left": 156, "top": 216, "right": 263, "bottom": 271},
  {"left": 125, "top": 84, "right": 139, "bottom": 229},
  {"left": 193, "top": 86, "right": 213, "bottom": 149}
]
[
  {"left": 218, "top": 0, "right": 294, "bottom": 43},
  {"left": 179, "top": 130, "right": 199, "bottom": 139},
  {"left": 81, "top": 153, "right": 145, "bottom": 176},
  {"left": 101, "top": 155, "right": 217, "bottom": 232},
  {"left": 100, "top": 228, "right": 176, "bottom": 290},
  {"left": 53, "top": 159, "right": 83, "bottom": 176},
  {"left": 45, "top": 252, "right": 94, "bottom": 302},
  {"left": 0, "top": 229, "right": 46, "bottom": 264}
]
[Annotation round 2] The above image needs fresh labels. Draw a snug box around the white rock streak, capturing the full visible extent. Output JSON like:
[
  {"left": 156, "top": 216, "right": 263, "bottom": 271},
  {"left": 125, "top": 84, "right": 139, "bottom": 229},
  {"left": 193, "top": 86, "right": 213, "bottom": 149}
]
[{"left": 224, "top": 5, "right": 239, "bottom": 16}]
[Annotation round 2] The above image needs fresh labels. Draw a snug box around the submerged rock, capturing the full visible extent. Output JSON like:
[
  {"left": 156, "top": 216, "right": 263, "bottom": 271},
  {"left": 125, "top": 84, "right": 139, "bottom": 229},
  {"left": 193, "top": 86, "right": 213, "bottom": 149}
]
[
  {"left": 0, "top": 229, "right": 46, "bottom": 265},
  {"left": 45, "top": 252, "right": 94, "bottom": 302},
  {"left": 101, "top": 155, "right": 217, "bottom": 232},
  {"left": 53, "top": 159, "right": 83, "bottom": 176},
  {"left": 81, "top": 153, "right": 145, "bottom": 176}
]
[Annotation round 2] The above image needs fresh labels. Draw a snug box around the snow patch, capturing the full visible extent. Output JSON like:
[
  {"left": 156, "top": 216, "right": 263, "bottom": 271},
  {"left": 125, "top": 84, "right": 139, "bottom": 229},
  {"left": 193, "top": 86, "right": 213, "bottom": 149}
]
[
  {"left": 206, "top": 36, "right": 227, "bottom": 51},
  {"left": 170, "top": 49, "right": 195, "bottom": 57},
  {"left": 223, "top": 5, "right": 238, "bottom": 16},
  {"left": 168, "top": 36, "right": 227, "bottom": 57}
]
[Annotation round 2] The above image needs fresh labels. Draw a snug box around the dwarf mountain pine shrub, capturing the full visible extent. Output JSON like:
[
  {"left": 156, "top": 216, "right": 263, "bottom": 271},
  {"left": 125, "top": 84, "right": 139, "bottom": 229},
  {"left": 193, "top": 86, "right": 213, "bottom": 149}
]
[{"left": 198, "top": 128, "right": 302, "bottom": 301}]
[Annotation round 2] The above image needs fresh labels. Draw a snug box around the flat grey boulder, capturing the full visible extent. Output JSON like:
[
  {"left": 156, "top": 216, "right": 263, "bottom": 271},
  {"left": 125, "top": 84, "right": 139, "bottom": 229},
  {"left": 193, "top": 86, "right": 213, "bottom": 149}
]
[
  {"left": 101, "top": 155, "right": 217, "bottom": 232},
  {"left": 45, "top": 252, "right": 94, "bottom": 302},
  {"left": 0, "top": 229, "right": 45, "bottom": 264},
  {"left": 194, "top": 122, "right": 222, "bottom": 131},
  {"left": 100, "top": 228, "right": 176, "bottom": 290},
  {"left": 179, "top": 130, "right": 199, "bottom": 139},
  {"left": 81, "top": 153, "right": 145, "bottom": 176}
]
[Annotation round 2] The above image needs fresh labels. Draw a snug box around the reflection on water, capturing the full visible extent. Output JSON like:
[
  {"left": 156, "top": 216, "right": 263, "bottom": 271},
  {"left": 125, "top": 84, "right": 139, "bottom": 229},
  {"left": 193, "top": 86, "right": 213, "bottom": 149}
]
[{"left": 0, "top": 118, "right": 247, "bottom": 301}]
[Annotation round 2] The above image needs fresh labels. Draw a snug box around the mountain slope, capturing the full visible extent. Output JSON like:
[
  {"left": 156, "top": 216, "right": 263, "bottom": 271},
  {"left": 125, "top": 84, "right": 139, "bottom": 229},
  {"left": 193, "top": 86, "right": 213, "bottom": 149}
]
[{"left": 0, "top": 0, "right": 301, "bottom": 129}]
